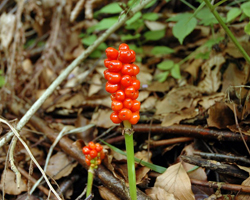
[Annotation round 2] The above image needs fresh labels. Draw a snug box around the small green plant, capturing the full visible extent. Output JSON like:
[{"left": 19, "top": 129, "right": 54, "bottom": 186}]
[{"left": 0, "top": 70, "right": 5, "bottom": 88}]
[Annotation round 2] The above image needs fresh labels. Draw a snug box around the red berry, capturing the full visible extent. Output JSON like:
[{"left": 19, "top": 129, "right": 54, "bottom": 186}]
[
  {"left": 107, "top": 72, "right": 121, "bottom": 84},
  {"left": 110, "top": 93, "right": 116, "bottom": 101},
  {"left": 115, "top": 90, "right": 125, "bottom": 101},
  {"left": 118, "top": 108, "right": 132, "bottom": 120},
  {"left": 119, "top": 43, "right": 129, "bottom": 50},
  {"left": 95, "top": 143, "right": 103, "bottom": 152},
  {"left": 86, "top": 154, "right": 92, "bottom": 160},
  {"left": 85, "top": 158, "right": 91, "bottom": 166},
  {"left": 131, "top": 100, "right": 140, "bottom": 112},
  {"left": 104, "top": 69, "right": 110, "bottom": 80},
  {"left": 125, "top": 86, "right": 136, "bottom": 98},
  {"left": 108, "top": 60, "right": 123, "bottom": 72},
  {"left": 132, "top": 64, "right": 140, "bottom": 75},
  {"left": 106, "top": 82, "right": 120, "bottom": 93},
  {"left": 118, "top": 50, "right": 135, "bottom": 64},
  {"left": 129, "top": 112, "right": 140, "bottom": 125},
  {"left": 88, "top": 142, "right": 96, "bottom": 150},
  {"left": 121, "top": 75, "right": 132, "bottom": 87},
  {"left": 100, "top": 150, "right": 105, "bottom": 160},
  {"left": 110, "top": 112, "right": 122, "bottom": 124},
  {"left": 131, "top": 90, "right": 139, "bottom": 100},
  {"left": 121, "top": 64, "right": 134, "bottom": 76},
  {"left": 111, "top": 100, "right": 123, "bottom": 111},
  {"left": 131, "top": 79, "right": 140, "bottom": 90},
  {"left": 90, "top": 149, "right": 98, "bottom": 158},
  {"left": 123, "top": 98, "right": 133, "bottom": 109},
  {"left": 106, "top": 47, "right": 118, "bottom": 60},
  {"left": 104, "top": 59, "right": 110, "bottom": 68},
  {"left": 82, "top": 146, "right": 90, "bottom": 155}
]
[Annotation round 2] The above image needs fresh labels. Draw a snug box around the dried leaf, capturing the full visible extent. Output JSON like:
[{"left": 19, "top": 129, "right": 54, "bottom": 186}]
[
  {"left": 198, "top": 54, "right": 225, "bottom": 94},
  {"left": 153, "top": 163, "right": 195, "bottom": 200},
  {"left": 98, "top": 186, "right": 120, "bottom": 200},
  {"left": 141, "top": 96, "right": 157, "bottom": 111},
  {"left": 0, "top": 13, "right": 16, "bottom": 49},
  {"left": 144, "top": 20, "right": 167, "bottom": 31},
  {"left": 46, "top": 152, "right": 77, "bottom": 180},
  {"left": 156, "top": 86, "right": 201, "bottom": 115},
  {"left": 90, "top": 109, "right": 113, "bottom": 128},
  {"left": 236, "top": 176, "right": 250, "bottom": 200},
  {"left": 88, "top": 73, "right": 102, "bottom": 96},
  {"left": 1, "top": 169, "right": 27, "bottom": 195},
  {"left": 146, "top": 187, "right": 177, "bottom": 200}
]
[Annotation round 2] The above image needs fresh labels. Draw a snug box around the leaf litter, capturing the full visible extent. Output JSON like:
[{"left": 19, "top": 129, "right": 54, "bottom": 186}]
[{"left": 0, "top": 0, "right": 250, "bottom": 199}]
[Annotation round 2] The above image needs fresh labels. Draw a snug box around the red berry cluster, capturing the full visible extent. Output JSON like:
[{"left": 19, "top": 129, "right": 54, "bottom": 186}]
[
  {"left": 82, "top": 142, "right": 105, "bottom": 168},
  {"left": 104, "top": 43, "right": 140, "bottom": 125}
]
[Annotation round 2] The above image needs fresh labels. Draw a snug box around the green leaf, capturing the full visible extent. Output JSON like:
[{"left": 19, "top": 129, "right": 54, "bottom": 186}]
[
  {"left": 171, "top": 64, "right": 181, "bottom": 79},
  {"left": 226, "top": 7, "right": 242, "bottom": 22},
  {"left": 100, "top": 139, "right": 167, "bottom": 174},
  {"left": 241, "top": 2, "right": 250, "bottom": 17},
  {"left": 203, "top": 37, "right": 224, "bottom": 48},
  {"left": 121, "top": 33, "right": 141, "bottom": 41},
  {"left": 157, "top": 60, "right": 174, "bottom": 70},
  {"left": 129, "top": 44, "right": 143, "bottom": 54},
  {"left": 96, "top": 42, "right": 107, "bottom": 50},
  {"left": 98, "top": 3, "right": 122, "bottom": 14},
  {"left": 0, "top": 76, "right": 5, "bottom": 87},
  {"left": 126, "top": 12, "right": 142, "bottom": 25},
  {"left": 197, "top": 8, "right": 218, "bottom": 25},
  {"left": 173, "top": 15, "right": 197, "bottom": 44},
  {"left": 125, "top": 19, "right": 144, "bottom": 30},
  {"left": 0, "top": 70, "right": 3, "bottom": 75},
  {"left": 195, "top": 51, "right": 210, "bottom": 59},
  {"left": 144, "top": 29, "right": 165, "bottom": 41},
  {"left": 142, "top": 13, "right": 159, "bottom": 21},
  {"left": 155, "top": 71, "right": 169, "bottom": 83},
  {"left": 89, "top": 50, "right": 102, "bottom": 58},
  {"left": 81, "top": 35, "right": 97, "bottom": 46},
  {"left": 151, "top": 46, "right": 174, "bottom": 56},
  {"left": 95, "top": 17, "right": 118, "bottom": 31},
  {"left": 167, "top": 13, "right": 192, "bottom": 22},
  {"left": 245, "top": 22, "right": 250, "bottom": 35},
  {"left": 144, "top": 0, "right": 157, "bottom": 9}
]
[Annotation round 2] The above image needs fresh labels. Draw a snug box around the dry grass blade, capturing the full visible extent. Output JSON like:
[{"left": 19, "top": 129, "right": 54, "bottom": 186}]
[{"left": 0, "top": 118, "right": 62, "bottom": 200}]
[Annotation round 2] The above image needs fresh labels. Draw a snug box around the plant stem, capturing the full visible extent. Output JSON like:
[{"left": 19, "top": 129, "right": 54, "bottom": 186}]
[
  {"left": 86, "top": 166, "right": 94, "bottom": 197},
  {"left": 123, "top": 120, "right": 137, "bottom": 200},
  {"left": 203, "top": 0, "right": 250, "bottom": 64}
]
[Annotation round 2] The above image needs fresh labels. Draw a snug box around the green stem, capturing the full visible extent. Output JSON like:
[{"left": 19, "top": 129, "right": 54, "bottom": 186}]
[
  {"left": 86, "top": 166, "right": 94, "bottom": 197},
  {"left": 203, "top": 0, "right": 250, "bottom": 64},
  {"left": 123, "top": 120, "right": 137, "bottom": 200}
]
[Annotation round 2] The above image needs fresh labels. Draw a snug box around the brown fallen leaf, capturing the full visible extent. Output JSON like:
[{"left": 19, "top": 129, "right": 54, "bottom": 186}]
[
  {"left": 0, "top": 169, "right": 27, "bottom": 195},
  {"left": 46, "top": 152, "right": 77, "bottom": 180},
  {"left": 88, "top": 73, "right": 102, "bottom": 96},
  {"left": 236, "top": 176, "right": 250, "bottom": 200},
  {"left": 90, "top": 109, "right": 114, "bottom": 128},
  {"left": 150, "top": 162, "right": 195, "bottom": 200},
  {"left": 98, "top": 186, "right": 120, "bottom": 200},
  {"left": 146, "top": 186, "right": 177, "bottom": 200}
]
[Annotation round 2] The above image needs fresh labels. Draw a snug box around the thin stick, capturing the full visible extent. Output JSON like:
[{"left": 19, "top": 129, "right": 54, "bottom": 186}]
[
  {"left": 0, "top": 118, "right": 62, "bottom": 200},
  {"left": 0, "top": 0, "right": 154, "bottom": 148}
]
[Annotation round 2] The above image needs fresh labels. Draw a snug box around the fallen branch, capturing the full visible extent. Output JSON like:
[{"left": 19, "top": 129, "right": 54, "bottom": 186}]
[
  {"left": 132, "top": 124, "right": 250, "bottom": 142},
  {"left": 191, "top": 179, "right": 250, "bottom": 193}
]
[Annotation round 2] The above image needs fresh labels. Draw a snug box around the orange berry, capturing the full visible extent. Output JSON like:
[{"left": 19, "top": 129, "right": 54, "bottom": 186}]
[
  {"left": 110, "top": 112, "right": 122, "bottom": 124},
  {"left": 88, "top": 141, "right": 96, "bottom": 150},
  {"left": 129, "top": 112, "right": 140, "bottom": 125},
  {"left": 118, "top": 108, "right": 132, "bottom": 120},
  {"left": 131, "top": 100, "right": 140, "bottom": 112},
  {"left": 111, "top": 100, "right": 123, "bottom": 111}
]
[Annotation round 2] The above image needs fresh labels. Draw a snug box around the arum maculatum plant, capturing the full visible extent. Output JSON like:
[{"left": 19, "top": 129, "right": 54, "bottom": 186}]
[
  {"left": 82, "top": 142, "right": 105, "bottom": 197},
  {"left": 103, "top": 43, "right": 140, "bottom": 200}
]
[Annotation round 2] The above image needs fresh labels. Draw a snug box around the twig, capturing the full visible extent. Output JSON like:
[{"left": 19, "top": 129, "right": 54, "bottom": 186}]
[
  {"left": 0, "top": 118, "right": 62, "bottom": 200},
  {"left": 132, "top": 124, "right": 250, "bottom": 142},
  {"left": 0, "top": 0, "right": 155, "bottom": 148},
  {"left": 70, "top": 0, "right": 86, "bottom": 22},
  {"left": 191, "top": 179, "right": 250, "bottom": 193},
  {"left": 147, "top": 137, "right": 194, "bottom": 148},
  {"left": 9, "top": 136, "right": 21, "bottom": 188}
]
